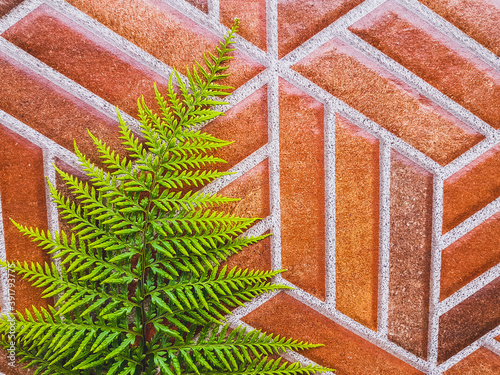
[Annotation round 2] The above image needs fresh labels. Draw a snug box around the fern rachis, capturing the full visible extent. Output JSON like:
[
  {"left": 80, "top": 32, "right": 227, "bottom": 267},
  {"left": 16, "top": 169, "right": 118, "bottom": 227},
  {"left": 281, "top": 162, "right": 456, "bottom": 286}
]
[{"left": 0, "top": 21, "right": 334, "bottom": 375}]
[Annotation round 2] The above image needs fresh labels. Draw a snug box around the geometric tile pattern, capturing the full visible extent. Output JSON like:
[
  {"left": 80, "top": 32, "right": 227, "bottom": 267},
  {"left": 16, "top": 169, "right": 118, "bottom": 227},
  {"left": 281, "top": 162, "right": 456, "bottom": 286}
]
[{"left": 0, "top": 0, "right": 499, "bottom": 373}]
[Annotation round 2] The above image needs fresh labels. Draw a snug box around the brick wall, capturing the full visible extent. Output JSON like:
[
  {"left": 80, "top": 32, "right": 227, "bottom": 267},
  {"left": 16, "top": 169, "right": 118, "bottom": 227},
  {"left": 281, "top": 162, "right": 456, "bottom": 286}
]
[{"left": 0, "top": 0, "right": 499, "bottom": 373}]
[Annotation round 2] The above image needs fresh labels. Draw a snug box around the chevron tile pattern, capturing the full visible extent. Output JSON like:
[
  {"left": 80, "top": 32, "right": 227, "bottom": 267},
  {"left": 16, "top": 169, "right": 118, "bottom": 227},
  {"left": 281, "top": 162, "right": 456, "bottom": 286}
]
[{"left": 0, "top": 0, "right": 499, "bottom": 373}]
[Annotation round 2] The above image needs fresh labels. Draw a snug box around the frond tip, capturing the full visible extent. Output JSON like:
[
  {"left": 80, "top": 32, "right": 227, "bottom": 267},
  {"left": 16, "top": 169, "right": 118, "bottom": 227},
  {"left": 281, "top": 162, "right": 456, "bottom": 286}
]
[{"left": 0, "top": 18, "right": 334, "bottom": 375}]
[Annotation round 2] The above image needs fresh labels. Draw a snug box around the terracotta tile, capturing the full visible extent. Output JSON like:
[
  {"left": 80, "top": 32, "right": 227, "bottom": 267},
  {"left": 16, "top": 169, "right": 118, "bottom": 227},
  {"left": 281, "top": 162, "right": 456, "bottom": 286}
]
[
  {"left": 418, "top": 0, "right": 500, "bottom": 57},
  {"left": 277, "top": 0, "right": 363, "bottom": 58},
  {"left": 350, "top": 1, "right": 500, "bottom": 129},
  {"left": 335, "top": 115, "right": 379, "bottom": 331},
  {"left": 201, "top": 86, "right": 268, "bottom": 172},
  {"left": 438, "top": 277, "right": 500, "bottom": 363},
  {"left": 441, "top": 212, "right": 500, "bottom": 300},
  {"left": 0, "top": 0, "right": 22, "bottom": 17},
  {"left": 64, "top": 0, "right": 264, "bottom": 89},
  {"left": 221, "top": 0, "right": 266, "bottom": 51},
  {"left": 278, "top": 79, "right": 325, "bottom": 300},
  {"left": 443, "top": 145, "right": 500, "bottom": 233},
  {"left": 388, "top": 152, "right": 433, "bottom": 359},
  {"left": 224, "top": 232, "right": 271, "bottom": 272},
  {"left": 3, "top": 4, "right": 170, "bottom": 119},
  {"left": 293, "top": 38, "right": 483, "bottom": 166},
  {"left": 185, "top": 0, "right": 208, "bottom": 13},
  {"left": 0, "top": 125, "right": 51, "bottom": 313},
  {"left": 217, "top": 160, "right": 269, "bottom": 220},
  {"left": 0, "top": 52, "right": 124, "bottom": 168},
  {"left": 444, "top": 347, "right": 500, "bottom": 375},
  {"left": 242, "top": 293, "right": 424, "bottom": 374}
]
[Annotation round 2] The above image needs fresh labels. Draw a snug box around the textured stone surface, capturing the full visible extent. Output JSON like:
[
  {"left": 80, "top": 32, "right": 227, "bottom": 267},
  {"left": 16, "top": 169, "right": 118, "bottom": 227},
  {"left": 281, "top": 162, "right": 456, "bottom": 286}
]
[
  {"left": 350, "top": 1, "right": 500, "bottom": 129},
  {"left": 0, "top": 52, "right": 123, "bottom": 167},
  {"left": 3, "top": 4, "right": 171, "bottom": 118},
  {"left": 388, "top": 152, "right": 433, "bottom": 359},
  {"left": 277, "top": 0, "right": 363, "bottom": 58},
  {"left": 441, "top": 212, "right": 500, "bottom": 300},
  {"left": 243, "top": 293, "right": 424, "bottom": 374},
  {"left": 1, "top": 0, "right": 500, "bottom": 371},
  {"left": 279, "top": 79, "right": 325, "bottom": 300},
  {"left": 0, "top": 126, "right": 51, "bottom": 313},
  {"left": 418, "top": 0, "right": 500, "bottom": 56},
  {"left": 217, "top": 160, "right": 270, "bottom": 220},
  {"left": 443, "top": 145, "right": 500, "bottom": 233},
  {"left": 444, "top": 347, "right": 500, "bottom": 374},
  {"left": 201, "top": 86, "right": 268, "bottom": 171},
  {"left": 65, "top": 0, "right": 264, "bottom": 89},
  {"left": 0, "top": 0, "right": 22, "bottom": 17},
  {"left": 221, "top": 0, "right": 266, "bottom": 51},
  {"left": 293, "top": 38, "right": 483, "bottom": 166},
  {"left": 438, "top": 277, "right": 500, "bottom": 363},
  {"left": 335, "top": 115, "right": 379, "bottom": 331}
]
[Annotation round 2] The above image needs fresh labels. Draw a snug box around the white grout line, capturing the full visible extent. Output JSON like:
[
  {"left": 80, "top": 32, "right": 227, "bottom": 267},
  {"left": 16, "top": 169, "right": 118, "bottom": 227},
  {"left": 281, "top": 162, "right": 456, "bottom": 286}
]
[
  {"left": 266, "top": 0, "right": 278, "bottom": 64},
  {"left": 324, "top": 104, "right": 336, "bottom": 308},
  {"left": 484, "top": 337, "right": 500, "bottom": 357},
  {"left": 278, "top": 69, "right": 442, "bottom": 174},
  {"left": 339, "top": 30, "right": 495, "bottom": 138},
  {"left": 438, "top": 263, "right": 500, "bottom": 316},
  {"left": 0, "top": 111, "right": 80, "bottom": 169},
  {"left": 47, "top": 0, "right": 179, "bottom": 83},
  {"left": 398, "top": 0, "right": 500, "bottom": 72},
  {"left": 377, "top": 139, "right": 391, "bottom": 336},
  {"left": 437, "top": 325, "right": 500, "bottom": 372},
  {"left": 207, "top": 0, "right": 219, "bottom": 21},
  {"left": 42, "top": 149, "right": 61, "bottom": 267},
  {"left": 199, "top": 143, "right": 269, "bottom": 194},
  {"left": 0, "top": 0, "right": 498, "bottom": 372},
  {"left": 273, "top": 277, "right": 430, "bottom": 372},
  {"left": 427, "top": 174, "right": 444, "bottom": 369},
  {"left": 441, "top": 136, "right": 500, "bottom": 179},
  {"left": 278, "top": 0, "right": 388, "bottom": 67},
  {"left": 440, "top": 196, "right": 500, "bottom": 251},
  {"left": 267, "top": 74, "right": 282, "bottom": 272},
  {"left": 0, "top": 0, "right": 42, "bottom": 33},
  {"left": 162, "top": 0, "right": 269, "bottom": 65},
  {"left": 0, "top": 37, "right": 142, "bottom": 134},
  {"left": 0, "top": 192, "right": 11, "bottom": 315}
]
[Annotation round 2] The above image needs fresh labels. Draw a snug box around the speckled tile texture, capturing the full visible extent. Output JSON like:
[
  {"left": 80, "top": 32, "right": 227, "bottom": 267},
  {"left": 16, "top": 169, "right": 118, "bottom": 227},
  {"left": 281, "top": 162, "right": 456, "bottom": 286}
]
[{"left": 0, "top": 0, "right": 500, "bottom": 373}]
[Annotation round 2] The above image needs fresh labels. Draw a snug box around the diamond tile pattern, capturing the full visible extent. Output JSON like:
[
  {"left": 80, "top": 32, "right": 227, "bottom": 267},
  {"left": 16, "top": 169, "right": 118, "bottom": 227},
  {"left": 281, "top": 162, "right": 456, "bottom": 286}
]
[{"left": 0, "top": 0, "right": 499, "bottom": 373}]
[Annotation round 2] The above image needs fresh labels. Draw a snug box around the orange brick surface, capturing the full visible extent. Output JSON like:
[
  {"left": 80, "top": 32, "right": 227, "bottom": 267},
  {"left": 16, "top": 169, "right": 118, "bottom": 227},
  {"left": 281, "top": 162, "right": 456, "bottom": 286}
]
[{"left": 1, "top": 0, "right": 499, "bottom": 373}]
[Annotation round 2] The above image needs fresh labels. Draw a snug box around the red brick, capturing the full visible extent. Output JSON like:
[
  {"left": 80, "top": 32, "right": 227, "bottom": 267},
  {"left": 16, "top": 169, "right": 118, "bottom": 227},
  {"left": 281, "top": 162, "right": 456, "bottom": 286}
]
[
  {"left": 279, "top": 79, "right": 325, "bottom": 300},
  {"left": 335, "top": 115, "right": 379, "bottom": 331},
  {"left": 185, "top": 0, "right": 208, "bottom": 13},
  {"left": 202, "top": 86, "right": 268, "bottom": 172},
  {"left": 0, "top": 0, "right": 22, "bottom": 17},
  {"left": 0, "top": 125, "right": 51, "bottom": 313},
  {"left": 350, "top": 1, "right": 500, "bottom": 129},
  {"left": 217, "top": 160, "right": 270, "bottom": 220},
  {"left": 418, "top": 0, "right": 500, "bottom": 57},
  {"left": 441, "top": 212, "right": 500, "bottom": 300},
  {"left": 221, "top": 0, "right": 266, "bottom": 51},
  {"left": 389, "top": 152, "right": 433, "bottom": 359},
  {"left": 3, "top": 4, "right": 170, "bottom": 119},
  {"left": 242, "top": 293, "right": 424, "bottom": 374},
  {"left": 65, "top": 0, "right": 264, "bottom": 89},
  {"left": 438, "top": 277, "right": 500, "bottom": 363},
  {"left": 444, "top": 347, "right": 500, "bottom": 375},
  {"left": 443, "top": 145, "right": 500, "bottom": 233},
  {"left": 224, "top": 233, "right": 271, "bottom": 272},
  {"left": 0, "top": 52, "right": 124, "bottom": 167},
  {"left": 277, "top": 0, "right": 363, "bottom": 58},
  {"left": 293, "top": 38, "right": 483, "bottom": 166}
]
